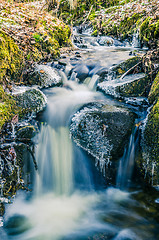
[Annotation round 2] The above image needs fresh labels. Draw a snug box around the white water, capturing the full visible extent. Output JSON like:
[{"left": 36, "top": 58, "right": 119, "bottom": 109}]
[
  {"left": 116, "top": 127, "right": 138, "bottom": 189},
  {"left": 35, "top": 125, "right": 73, "bottom": 195}
]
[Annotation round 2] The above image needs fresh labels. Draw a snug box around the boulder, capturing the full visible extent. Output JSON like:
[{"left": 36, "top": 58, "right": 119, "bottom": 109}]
[
  {"left": 14, "top": 88, "right": 47, "bottom": 118},
  {"left": 97, "top": 73, "right": 151, "bottom": 99},
  {"left": 23, "top": 64, "right": 62, "bottom": 88},
  {"left": 112, "top": 56, "right": 142, "bottom": 78},
  {"left": 16, "top": 124, "right": 38, "bottom": 139},
  {"left": 140, "top": 72, "right": 159, "bottom": 185},
  {"left": 72, "top": 64, "right": 89, "bottom": 82},
  {"left": 148, "top": 72, "right": 159, "bottom": 104},
  {"left": 70, "top": 103, "right": 135, "bottom": 173}
]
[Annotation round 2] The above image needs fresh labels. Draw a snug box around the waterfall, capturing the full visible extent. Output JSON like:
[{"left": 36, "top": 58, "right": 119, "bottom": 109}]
[
  {"left": 132, "top": 30, "right": 140, "bottom": 48},
  {"left": 116, "top": 127, "right": 138, "bottom": 189},
  {"left": 35, "top": 124, "right": 73, "bottom": 196}
]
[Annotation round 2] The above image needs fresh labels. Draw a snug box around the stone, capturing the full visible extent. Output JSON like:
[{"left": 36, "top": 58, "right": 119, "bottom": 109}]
[
  {"left": 23, "top": 64, "right": 62, "bottom": 88},
  {"left": 97, "top": 73, "right": 151, "bottom": 99},
  {"left": 72, "top": 64, "right": 89, "bottom": 82},
  {"left": 16, "top": 125, "right": 38, "bottom": 139},
  {"left": 70, "top": 102, "right": 135, "bottom": 164},
  {"left": 14, "top": 88, "right": 47, "bottom": 117}
]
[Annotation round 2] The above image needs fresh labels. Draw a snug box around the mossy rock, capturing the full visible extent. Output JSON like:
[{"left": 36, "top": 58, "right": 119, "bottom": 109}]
[
  {"left": 148, "top": 72, "right": 159, "bottom": 104},
  {"left": 0, "top": 30, "right": 23, "bottom": 84},
  {"left": 143, "top": 100, "right": 159, "bottom": 185},
  {"left": 0, "top": 87, "right": 20, "bottom": 129},
  {"left": 112, "top": 56, "right": 142, "bottom": 78},
  {"left": 116, "top": 74, "right": 152, "bottom": 97},
  {"left": 14, "top": 88, "right": 47, "bottom": 118},
  {"left": 139, "top": 17, "right": 159, "bottom": 48},
  {"left": 24, "top": 64, "right": 62, "bottom": 88},
  {"left": 16, "top": 125, "right": 38, "bottom": 139}
]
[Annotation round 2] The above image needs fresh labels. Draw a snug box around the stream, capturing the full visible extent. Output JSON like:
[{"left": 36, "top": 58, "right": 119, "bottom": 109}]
[{"left": 1, "top": 30, "right": 159, "bottom": 240}]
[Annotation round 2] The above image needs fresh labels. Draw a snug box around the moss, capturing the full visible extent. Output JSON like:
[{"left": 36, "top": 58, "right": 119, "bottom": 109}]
[
  {"left": 116, "top": 75, "right": 152, "bottom": 97},
  {"left": 144, "top": 100, "right": 159, "bottom": 164},
  {"left": 139, "top": 18, "right": 159, "bottom": 47},
  {"left": 0, "top": 30, "right": 24, "bottom": 84},
  {"left": 92, "top": 29, "right": 98, "bottom": 36},
  {"left": 0, "top": 87, "right": 20, "bottom": 129},
  {"left": 148, "top": 72, "right": 159, "bottom": 104},
  {"left": 112, "top": 56, "right": 142, "bottom": 77}
]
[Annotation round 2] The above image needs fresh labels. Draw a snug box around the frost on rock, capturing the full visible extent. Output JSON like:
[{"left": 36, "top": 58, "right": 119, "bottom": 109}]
[
  {"left": 97, "top": 73, "right": 146, "bottom": 99},
  {"left": 70, "top": 106, "right": 113, "bottom": 175},
  {"left": 15, "top": 88, "right": 47, "bottom": 117},
  {"left": 70, "top": 102, "right": 134, "bottom": 176},
  {"left": 35, "top": 64, "right": 62, "bottom": 88}
]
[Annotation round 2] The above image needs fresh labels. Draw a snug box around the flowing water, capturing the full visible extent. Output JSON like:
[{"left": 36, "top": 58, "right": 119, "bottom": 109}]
[{"left": 1, "top": 31, "right": 159, "bottom": 240}]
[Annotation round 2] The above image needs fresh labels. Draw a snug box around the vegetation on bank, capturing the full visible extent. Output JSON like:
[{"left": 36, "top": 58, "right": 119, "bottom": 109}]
[
  {"left": 0, "top": 87, "right": 20, "bottom": 128},
  {"left": 49, "top": 0, "right": 159, "bottom": 48},
  {"left": 0, "top": 0, "right": 71, "bottom": 129}
]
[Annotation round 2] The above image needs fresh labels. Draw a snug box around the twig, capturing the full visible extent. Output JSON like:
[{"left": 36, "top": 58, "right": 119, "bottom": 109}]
[
  {"left": 81, "top": 5, "right": 93, "bottom": 26},
  {"left": 120, "top": 61, "right": 142, "bottom": 80}
]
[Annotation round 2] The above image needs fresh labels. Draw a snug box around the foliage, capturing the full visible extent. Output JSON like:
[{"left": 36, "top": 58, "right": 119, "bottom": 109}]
[
  {"left": 0, "top": 87, "right": 20, "bottom": 129},
  {"left": 0, "top": 30, "right": 23, "bottom": 85},
  {"left": 148, "top": 72, "right": 159, "bottom": 104}
]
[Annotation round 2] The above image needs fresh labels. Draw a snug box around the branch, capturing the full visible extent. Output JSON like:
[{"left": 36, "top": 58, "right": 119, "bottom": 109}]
[
  {"left": 120, "top": 61, "right": 142, "bottom": 80},
  {"left": 81, "top": 5, "right": 93, "bottom": 26}
]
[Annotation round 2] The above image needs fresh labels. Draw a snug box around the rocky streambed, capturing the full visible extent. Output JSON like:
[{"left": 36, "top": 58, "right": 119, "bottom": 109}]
[{"left": 0, "top": 24, "right": 159, "bottom": 239}]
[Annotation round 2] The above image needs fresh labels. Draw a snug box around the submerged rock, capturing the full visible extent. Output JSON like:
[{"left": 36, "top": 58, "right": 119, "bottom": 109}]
[
  {"left": 14, "top": 88, "right": 47, "bottom": 118},
  {"left": 72, "top": 64, "right": 89, "bottom": 82},
  {"left": 97, "top": 36, "right": 114, "bottom": 46},
  {"left": 70, "top": 103, "right": 135, "bottom": 176}
]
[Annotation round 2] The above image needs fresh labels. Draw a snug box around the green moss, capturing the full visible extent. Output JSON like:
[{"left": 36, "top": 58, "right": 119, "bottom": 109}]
[
  {"left": 144, "top": 100, "right": 159, "bottom": 164},
  {"left": 112, "top": 57, "right": 142, "bottom": 77},
  {"left": 0, "top": 30, "right": 23, "bottom": 84},
  {"left": 139, "top": 18, "right": 159, "bottom": 47},
  {"left": 33, "top": 33, "right": 42, "bottom": 42},
  {"left": 92, "top": 29, "right": 98, "bottom": 36},
  {"left": 116, "top": 75, "right": 151, "bottom": 97},
  {"left": 0, "top": 87, "right": 20, "bottom": 129},
  {"left": 148, "top": 72, "right": 159, "bottom": 104}
]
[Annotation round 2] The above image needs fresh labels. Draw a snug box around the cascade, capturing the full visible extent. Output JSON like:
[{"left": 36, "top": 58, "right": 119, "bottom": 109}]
[
  {"left": 116, "top": 127, "right": 138, "bottom": 189},
  {"left": 132, "top": 29, "right": 140, "bottom": 48},
  {"left": 35, "top": 125, "right": 73, "bottom": 196}
]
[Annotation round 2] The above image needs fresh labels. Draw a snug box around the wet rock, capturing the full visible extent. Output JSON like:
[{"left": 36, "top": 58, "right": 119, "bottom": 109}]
[
  {"left": 148, "top": 72, "right": 159, "bottom": 104},
  {"left": 94, "top": 67, "right": 108, "bottom": 77},
  {"left": 140, "top": 72, "right": 159, "bottom": 185},
  {"left": 97, "top": 73, "right": 151, "bottom": 99},
  {"left": 58, "top": 59, "right": 67, "bottom": 66},
  {"left": 14, "top": 88, "right": 47, "bottom": 117},
  {"left": 86, "top": 62, "right": 99, "bottom": 71},
  {"left": 115, "top": 74, "right": 152, "bottom": 98},
  {"left": 23, "top": 64, "right": 62, "bottom": 88},
  {"left": 70, "top": 103, "right": 135, "bottom": 172},
  {"left": 112, "top": 56, "right": 142, "bottom": 78},
  {"left": 16, "top": 125, "right": 38, "bottom": 139},
  {"left": 97, "top": 36, "right": 114, "bottom": 46},
  {"left": 72, "top": 64, "right": 89, "bottom": 82}
]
